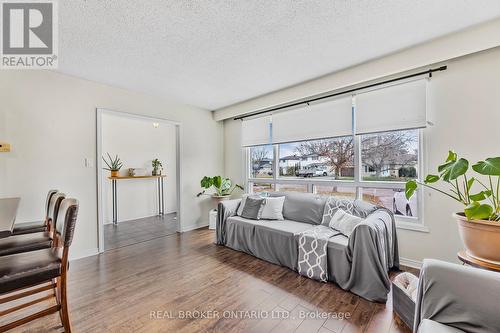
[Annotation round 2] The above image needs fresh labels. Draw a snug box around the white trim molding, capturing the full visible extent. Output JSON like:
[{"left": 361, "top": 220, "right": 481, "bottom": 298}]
[
  {"left": 400, "top": 257, "right": 423, "bottom": 270},
  {"left": 180, "top": 222, "right": 209, "bottom": 233}
]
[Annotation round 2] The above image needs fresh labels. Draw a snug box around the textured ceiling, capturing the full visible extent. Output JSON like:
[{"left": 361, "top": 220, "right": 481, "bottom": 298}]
[{"left": 58, "top": 1, "right": 500, "bottom": 110}]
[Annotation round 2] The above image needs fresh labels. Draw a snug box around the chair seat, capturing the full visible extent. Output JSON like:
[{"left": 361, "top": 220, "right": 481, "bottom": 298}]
[
  {"left": 13, "top": 220, "right": 47, "bottom": 235},
  {"left": 0, "top": 248, "right": 62, "bottom": 294},
  {"left": 0, "top": 232, "right": 52, "bottom": 257}
]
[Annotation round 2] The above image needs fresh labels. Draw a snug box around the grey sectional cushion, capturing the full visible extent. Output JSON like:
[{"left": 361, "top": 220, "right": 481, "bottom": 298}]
[
  {"left": 270, "top": 192, "right": 326, "bottom": 225},
  {"left": 241, "top": 197, "right": 265, "bottom": 220}
]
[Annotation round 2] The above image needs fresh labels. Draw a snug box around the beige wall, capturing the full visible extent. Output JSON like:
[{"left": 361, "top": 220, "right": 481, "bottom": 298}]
[
  {"left": 223, "top": 47, "right": 500, "bottom": 265},
  {"left": 0, "top": 70, "right": 223, "bottom": 259}
]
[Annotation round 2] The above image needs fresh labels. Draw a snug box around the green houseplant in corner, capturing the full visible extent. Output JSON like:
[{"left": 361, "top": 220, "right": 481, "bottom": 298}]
[
  {"left": 406, "top": 151, "right": 500, "bottom": 264},
  {"left": 197, "top": 176, "right": 244, "bottom": 207},
  {"left": 102, "top": 153, "right": 123, "bottom": 177}
]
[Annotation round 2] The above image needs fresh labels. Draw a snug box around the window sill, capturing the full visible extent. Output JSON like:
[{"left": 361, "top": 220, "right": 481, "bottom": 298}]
[{"left": 396, "top": 220, "right": 430, "bottom": 233}]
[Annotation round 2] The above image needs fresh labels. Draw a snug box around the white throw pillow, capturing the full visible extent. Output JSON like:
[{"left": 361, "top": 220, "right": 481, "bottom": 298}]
[
  {"left": 236, "top": 194, "right": 249, "bottom": 216},
  {"left": 328, "top": 209, "right": 363, "bottom": 237},
  {"left": 260, "top": 196, "right": 285, "bottom": 220}
]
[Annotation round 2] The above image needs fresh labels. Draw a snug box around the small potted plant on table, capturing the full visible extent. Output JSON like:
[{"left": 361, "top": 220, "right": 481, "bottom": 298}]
[
  {"left": 197, "top": 176, "right": 244, "bottom": 207},
  {"left": 406, "top": 151, "right": 500, "bottom": 264},
  {"left": 102, "top": 153, "right": 123, "bottom": 177},
  {"left": 152, "top": 158, "right": 162, "bottom": 176}
]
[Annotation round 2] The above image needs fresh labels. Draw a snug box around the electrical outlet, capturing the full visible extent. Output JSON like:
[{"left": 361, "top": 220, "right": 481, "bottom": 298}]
[{"left": 0, "top": 142, "right": 11, "bottom": 152}]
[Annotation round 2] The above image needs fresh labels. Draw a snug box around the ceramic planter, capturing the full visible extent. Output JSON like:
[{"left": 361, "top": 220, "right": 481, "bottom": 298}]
[
  {"left": 111, "top": 170, "right": 119, "bottom": 177},
  {"left": 212, "top": 195, "right": 230, "bottom": 208},
  {"left": 455, "top": 213, "right": 500, "bottom": 265}
]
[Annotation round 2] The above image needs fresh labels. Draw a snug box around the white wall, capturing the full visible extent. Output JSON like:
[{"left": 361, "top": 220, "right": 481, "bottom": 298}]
[
  {"left": 223, "top": 47, "right": 500, "bottom": 264},
  {"left": 214, "top": 18, "right": 500, "bottom": 121},
  {"left": 102, "top": 113, "right": 177, "bottom": 223},
  {"left": 0, "top": 70, "right": 223, "bottom": 260}
]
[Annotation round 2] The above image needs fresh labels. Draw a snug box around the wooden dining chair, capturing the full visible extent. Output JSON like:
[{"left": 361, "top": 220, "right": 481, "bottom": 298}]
[
  {"left": 0, "top": 198, "right": 79, "bottom": 332},
  {"left": 0, "top": 193, "right": 66, "bottom": 257},
  {"left": 12, "top": 190, "right": 58, "bottom": 235}
]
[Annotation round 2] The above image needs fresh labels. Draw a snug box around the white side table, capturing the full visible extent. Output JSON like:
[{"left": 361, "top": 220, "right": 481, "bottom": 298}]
[{"left": 209, "top": 209, "right": 217, "bottom": 230}]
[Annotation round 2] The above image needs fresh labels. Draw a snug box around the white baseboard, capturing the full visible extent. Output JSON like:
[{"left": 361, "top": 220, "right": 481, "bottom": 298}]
[
  {"left": 70, "top": 247, "right": 99, "bottom": 261},
  {"left": 400, "top": 257, "right": 422, "bottom": 269},
  {"left": 104, "top": 211, "right": 177, "bottom": 225},
  {"left": 181, "top": 222, "right": 209, "bottom": 232}
]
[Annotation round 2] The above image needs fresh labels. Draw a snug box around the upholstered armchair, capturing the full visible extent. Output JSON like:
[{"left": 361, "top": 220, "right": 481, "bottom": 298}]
[{"left": 414, "top": 259, "right": 500, "bottom": 333}]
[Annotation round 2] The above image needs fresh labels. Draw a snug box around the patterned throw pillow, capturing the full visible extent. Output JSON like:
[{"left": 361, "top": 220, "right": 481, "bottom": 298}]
[
  {"left": 321, "top": 197, "right": 355, "bottom": 226},
  {"left": 321, "top": 196, "right": 378, "bottom": 225}
]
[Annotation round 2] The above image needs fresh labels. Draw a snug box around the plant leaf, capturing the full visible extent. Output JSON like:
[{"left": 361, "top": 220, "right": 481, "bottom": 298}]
[
  {"left": 200, "top": 176, "right": 213, "bottom": 189},
  {"left": 464, "top": 201, "right": 494, "bottom": 220},
  {"left": 469, "top": 190, "right": 492, "bottom": 202},
  {"left": 467, "top": 177, "right": 475, "bottom": 191},
  {"left": 440, "top": 158, "right": 469, "bottom": 182},
  {"left": 446, "top": 150, "right": 457, "bottom": 162},
  {"left": 405, "top": 180, "right": 417, "bottom": 200},
  {"left": 472, "top": 157, "right": 500, "bottom": 176},
  {"left": 212, "top": 176, "right": 222, "bottom": 189},
  {"left": 424, "top": 174, "right": 440, "bottom": 184}
]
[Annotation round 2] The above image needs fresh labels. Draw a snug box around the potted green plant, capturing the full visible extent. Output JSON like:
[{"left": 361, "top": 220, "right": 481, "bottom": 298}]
[
  {"left": 406, "top": 151, "right": 500, "bottom": 264},
  {"left": 152, "top": 158, "right": 162, "bottom": 176},
  {"left": 197, "top": 176, "right": 244, "bottom": 206},
  {"left": 102, "top": 153, "right": 123, "bottom": 177}
]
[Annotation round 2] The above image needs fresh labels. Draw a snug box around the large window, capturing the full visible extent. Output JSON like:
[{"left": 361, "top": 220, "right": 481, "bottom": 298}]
[
  {"left": 247, "top": 129, "right": 421, "bottom": 223},
  {"left": 244, "top": 80, "right": 426, "bottom": 226}
]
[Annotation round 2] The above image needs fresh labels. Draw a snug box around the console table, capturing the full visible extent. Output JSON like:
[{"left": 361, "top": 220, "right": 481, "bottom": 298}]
[{"left": 108, "top": 175, "right": 165, "bottom": 225}]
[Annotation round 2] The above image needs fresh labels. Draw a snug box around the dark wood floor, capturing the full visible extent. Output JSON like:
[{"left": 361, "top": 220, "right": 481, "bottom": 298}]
[
  {"left": 104, "top": 214, "right": 177, "bottom": 251},
  {"left": 2, "top": 228, "right": 413, "bottom": 332}
]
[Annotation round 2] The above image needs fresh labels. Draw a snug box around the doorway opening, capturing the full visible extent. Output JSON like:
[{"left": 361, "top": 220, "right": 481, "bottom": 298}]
[{"left": 96, "top": 109, "right": 181, "bottom": 252}]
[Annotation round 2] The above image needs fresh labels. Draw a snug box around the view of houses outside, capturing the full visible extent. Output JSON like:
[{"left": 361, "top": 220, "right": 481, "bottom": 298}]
[
  {"left": 360, "top": 130, "right": 419, "bottom": 181},
  {"left": 251, "top": 129, "right": 418, "bottom": 182},
  {"left": 278, "top": 136, "right": 354, "bottom": 180},
  {"left": 249, "top": 145, "right": 273, "bottom": 178},
  {"left": 248, "top": 129, "right": 420, "bottom": 218}
]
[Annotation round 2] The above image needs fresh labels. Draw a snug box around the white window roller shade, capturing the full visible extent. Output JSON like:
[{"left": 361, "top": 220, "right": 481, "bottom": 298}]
[
  {"left": 272, "top": 96, "right": 353, "bottom": 144},
  {"left": 355, "top": 79, "right": 427, "bottom": 135},
  {"left": 241, "top": 115, "right": 272, "bottom": 147}
]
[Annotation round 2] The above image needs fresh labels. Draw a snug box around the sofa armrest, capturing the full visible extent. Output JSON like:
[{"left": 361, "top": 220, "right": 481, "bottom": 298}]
[
  {"left": 218, "top": 198, "right": 241, "bottom": 215},
  {"left": 215, "top": 198, "right": 241, "bottom": 245},
  {"left": 414, "top": 259, "right": 500, "bottom": 333}
]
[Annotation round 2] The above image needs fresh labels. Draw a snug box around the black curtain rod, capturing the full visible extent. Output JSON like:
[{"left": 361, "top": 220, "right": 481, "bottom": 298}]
[{"left": 234, "top": 65, "right": 447, "bottom": 120}]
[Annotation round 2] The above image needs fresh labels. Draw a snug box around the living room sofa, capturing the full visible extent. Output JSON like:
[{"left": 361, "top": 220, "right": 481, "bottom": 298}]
[
  {"left": 414, "top": 259, "right": 500, "bottom": 333},
  {"left": 216, "top": 192, "right": 399, "bottom": 302}
]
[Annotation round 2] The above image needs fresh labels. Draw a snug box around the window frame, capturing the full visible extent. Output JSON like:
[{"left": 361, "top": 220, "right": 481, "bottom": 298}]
[{"left": 245, "top": 130, "right": 427, "bottom": 232}]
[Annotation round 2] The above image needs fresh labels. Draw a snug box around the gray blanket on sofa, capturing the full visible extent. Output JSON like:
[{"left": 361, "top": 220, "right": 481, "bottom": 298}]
[{"left": 216, "top": 194, "right": 398, "bottom": 302}]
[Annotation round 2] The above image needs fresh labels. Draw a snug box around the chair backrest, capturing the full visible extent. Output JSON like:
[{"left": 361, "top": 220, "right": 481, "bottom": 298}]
[
  {"left": 47, "top": 192, "right": 66, "bottom": 227},
  {"left": 44, "top": 189, "right": 58, "bottom": 218},
  {"left": 55, "top": 198, "right": 79, "bottom": 248}
]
